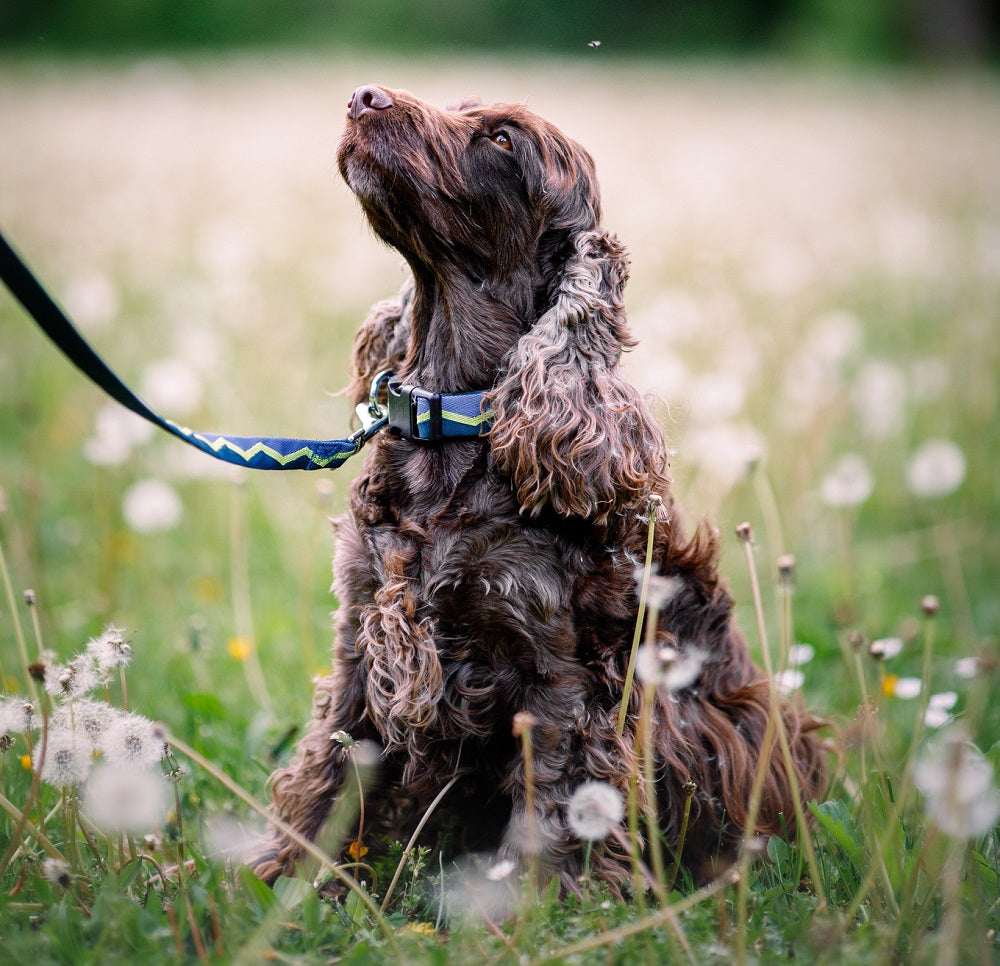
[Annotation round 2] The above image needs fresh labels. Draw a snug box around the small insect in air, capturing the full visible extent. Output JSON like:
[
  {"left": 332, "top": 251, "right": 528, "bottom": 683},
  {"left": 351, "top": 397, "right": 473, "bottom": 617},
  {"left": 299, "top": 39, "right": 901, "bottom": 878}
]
[{"left": 588, "top": 40, "right": 602, "bottom": 48}]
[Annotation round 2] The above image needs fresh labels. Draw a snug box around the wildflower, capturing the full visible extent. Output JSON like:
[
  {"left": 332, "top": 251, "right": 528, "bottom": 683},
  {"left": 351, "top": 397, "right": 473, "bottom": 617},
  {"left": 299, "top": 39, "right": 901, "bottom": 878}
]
[
  {"left": 512, "top": 711, "right": 538, "bottom": 737},
  {"left": 440, "top": 853, "right": 520, "bottom": 923},
  {"left": 204, "top": 814, "right": 267, "bottom": 865},
  {"left": 0, "top": 697, "right": 34, "bottom": 735},
  {"left": 83, "top": 763, "right": 169, "bottom": 833},
  {"left": 868, "top": 637, "right": 903, "bottom": 661},
  {"left": 51, "top": 698, "right": 118, "bottom": 748},
  {"left": 20, "top": 754, "right": 31, "bottom": 771},
  {"left": 100, "top": 713, "right": 166, "bottom": 769},
  {"left": 787, "top": 643, "right": 815, "bottom": 667},
  {"left": 86, "top": 626, "right": 132, "bottom": 675},
  {"left": 954, "top": 657, "right": 979, "bottom": 679},
  {"left": 122, "top": 479, "right": 183, "bottom": 533},
  {"left": 41, "top": 857, "right": 72, "bottom": 889},
  {"left": 484, "top": 858, "right": 516, "bottom": 882},
  {"left": 920, "top": 595, "right": 940, "bottom": 617},
  {"left": 44, "top": 657, "right": 99, "bottom": 701},
  {"left": 913, "top": 727, "right": 1000, "bottom": 839},
  {"left": 347, "top": 840, "right": 368, "bottom": 861},
  {"left": 819, "top": 454, "right": 873, "bottom": 508},
  {"left": 924, "top": 691, "right": 958, "bottom": 729},
  {"left": 851, "top": 360, "right": 906, "bottom": 440},
  {"left": 905, "top": 439, "right": 966, "bottom": 498},
  {"left": 635, "top": 644, "right": 705, "bottom": 692},
  {"left": 645, "top": 574, "right": 682, "bottom": 610},
  {"left": 35, "top": 728, "right": 92, "bottom": 787},
  {"left": 140, "top": 358, "right": 202, "bottom": 416},
  {"left": 882, "top": 675, "right": 921, "bottom": 699},
  {"left": 407, "top": 922, "right": 437, "bottom": 935},
  {"left": 567, "top": 781, "right": 625, "bottom": 841},
  {"left": 774, "top": 669, "right": 805, "bottom": 694},
  {"left": 227, "top": 637, "right": 253, "bottom": 662}
]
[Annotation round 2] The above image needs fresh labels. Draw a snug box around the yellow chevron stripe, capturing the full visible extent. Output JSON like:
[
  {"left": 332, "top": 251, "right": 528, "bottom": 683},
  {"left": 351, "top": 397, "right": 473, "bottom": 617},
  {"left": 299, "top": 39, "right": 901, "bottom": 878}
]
[
  {"left": 416, "top": 407, "right": 494, "bottom": 428},
  {"left": 164, "top": 420, "right": 353, "bottom": 467}
]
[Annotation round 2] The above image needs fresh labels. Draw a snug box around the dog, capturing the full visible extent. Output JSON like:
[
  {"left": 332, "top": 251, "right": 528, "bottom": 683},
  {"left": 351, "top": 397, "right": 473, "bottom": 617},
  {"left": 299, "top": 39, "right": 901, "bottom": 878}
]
[{"left": 252, "top": 84, "right": 825, "bottom": 893}]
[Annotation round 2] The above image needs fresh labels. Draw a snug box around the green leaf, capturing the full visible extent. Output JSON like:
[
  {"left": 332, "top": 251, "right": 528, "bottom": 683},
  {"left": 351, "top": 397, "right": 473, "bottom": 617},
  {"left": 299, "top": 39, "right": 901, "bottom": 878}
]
[{"left": 237, "top": 865, "right": 278, "bottom": 913}]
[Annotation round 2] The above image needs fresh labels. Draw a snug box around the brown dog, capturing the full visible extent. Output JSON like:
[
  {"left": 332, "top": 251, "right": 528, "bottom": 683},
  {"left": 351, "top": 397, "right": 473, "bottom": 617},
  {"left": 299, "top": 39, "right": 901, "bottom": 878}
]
[{"left": 252, "top": 85, "right": 825, "bottom": 892}]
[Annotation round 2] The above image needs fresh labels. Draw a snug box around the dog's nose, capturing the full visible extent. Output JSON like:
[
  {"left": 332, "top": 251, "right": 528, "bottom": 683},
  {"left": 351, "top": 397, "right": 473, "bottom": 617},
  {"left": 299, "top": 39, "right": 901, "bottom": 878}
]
[{"left": 347, "top": 85, "right": 393, "bottom": 121}]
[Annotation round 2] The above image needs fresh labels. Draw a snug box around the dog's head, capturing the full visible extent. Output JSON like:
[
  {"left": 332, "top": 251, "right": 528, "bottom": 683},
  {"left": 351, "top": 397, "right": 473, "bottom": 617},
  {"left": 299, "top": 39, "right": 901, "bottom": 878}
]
[
  {"left": 338, "top": 84, "right": 600, "bottom": 289},
  {"left": 339, "top": 85, "right": 668, "bottom": 525}
]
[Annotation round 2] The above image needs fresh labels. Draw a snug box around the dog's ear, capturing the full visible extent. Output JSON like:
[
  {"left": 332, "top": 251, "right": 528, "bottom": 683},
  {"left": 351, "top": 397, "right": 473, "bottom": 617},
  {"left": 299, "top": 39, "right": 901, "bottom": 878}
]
[
  {"left": 488, "top": 229, "right": 669, "bottom": 525},
  {"left": 347, "top": 275, "right": 414, "bottom": 405}
]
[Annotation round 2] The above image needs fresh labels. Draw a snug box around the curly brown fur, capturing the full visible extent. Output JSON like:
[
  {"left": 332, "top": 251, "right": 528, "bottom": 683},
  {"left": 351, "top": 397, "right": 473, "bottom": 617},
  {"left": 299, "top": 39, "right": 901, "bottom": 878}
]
[{"left": 253, "top": 85, "right": 826, "bottom": 894}]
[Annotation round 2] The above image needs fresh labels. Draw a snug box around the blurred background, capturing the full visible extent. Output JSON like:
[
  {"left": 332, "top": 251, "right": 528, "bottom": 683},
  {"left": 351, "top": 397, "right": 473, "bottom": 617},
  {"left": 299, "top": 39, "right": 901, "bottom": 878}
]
[{"left": 1, "top": 4, "right": 998, "bottom": 760}]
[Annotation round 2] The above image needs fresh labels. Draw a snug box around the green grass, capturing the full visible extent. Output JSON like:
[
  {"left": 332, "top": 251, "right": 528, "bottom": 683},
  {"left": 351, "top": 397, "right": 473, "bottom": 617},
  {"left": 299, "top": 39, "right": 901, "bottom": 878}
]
[{"left": 1, "top": 55, "right": 999, "bottom": 963}]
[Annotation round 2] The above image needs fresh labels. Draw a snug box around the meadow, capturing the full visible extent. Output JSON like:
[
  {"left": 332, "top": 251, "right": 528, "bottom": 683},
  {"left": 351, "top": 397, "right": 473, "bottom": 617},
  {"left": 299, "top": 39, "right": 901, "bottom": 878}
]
[{"left": 0, "top": 54, "right": 998, "bottom": 962}]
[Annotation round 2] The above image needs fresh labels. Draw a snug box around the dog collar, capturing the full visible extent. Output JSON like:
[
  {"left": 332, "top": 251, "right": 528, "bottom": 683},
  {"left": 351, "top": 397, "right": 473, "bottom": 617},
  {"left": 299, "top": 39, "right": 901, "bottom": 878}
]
[{"left": 364, "top": 371, "right": 493, "bottom": 444}]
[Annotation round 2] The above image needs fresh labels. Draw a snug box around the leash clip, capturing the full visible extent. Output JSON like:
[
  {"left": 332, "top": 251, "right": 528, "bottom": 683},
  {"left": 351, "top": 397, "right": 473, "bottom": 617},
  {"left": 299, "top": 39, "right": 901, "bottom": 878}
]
[{"left": 348, "top": 368, "right": 394, "bottom": 450}]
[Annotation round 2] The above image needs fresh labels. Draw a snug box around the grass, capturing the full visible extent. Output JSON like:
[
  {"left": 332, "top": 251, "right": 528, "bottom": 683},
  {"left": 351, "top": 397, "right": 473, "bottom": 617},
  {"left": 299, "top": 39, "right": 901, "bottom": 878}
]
[{"left": 1, "top": 53, "right": 999, "bottom": 963}]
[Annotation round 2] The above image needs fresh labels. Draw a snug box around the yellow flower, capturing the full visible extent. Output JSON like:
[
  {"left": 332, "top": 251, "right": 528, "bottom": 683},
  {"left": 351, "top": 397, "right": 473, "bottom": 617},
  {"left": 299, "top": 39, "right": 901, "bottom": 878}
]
[
  {"left": 20, "top": 754, "right": 31, "bottom": 771},
  {"left": 227, "top": 637, "right": 253, "bottom": 662},
  {"left": 882, "top": 673, "right": 922, "bottom": 699},
  {"left": 407, "top": 921, "right": 436, "bottom": 935},
  {"left": 347, "top": 839, "right": 368, "bottom": 860}
]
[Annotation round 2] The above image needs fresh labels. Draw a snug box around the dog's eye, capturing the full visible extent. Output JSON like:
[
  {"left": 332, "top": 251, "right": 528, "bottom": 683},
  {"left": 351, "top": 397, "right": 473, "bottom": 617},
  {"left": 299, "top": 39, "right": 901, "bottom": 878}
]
[{"left": 490, "top": 131, "right": 513, "bottom": 151}]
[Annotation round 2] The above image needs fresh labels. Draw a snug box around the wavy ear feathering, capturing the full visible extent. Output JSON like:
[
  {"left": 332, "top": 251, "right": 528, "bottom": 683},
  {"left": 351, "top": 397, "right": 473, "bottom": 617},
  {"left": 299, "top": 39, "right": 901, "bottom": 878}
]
[
  {"left": 488, "top": 229, "right": 670, "bottom": 525},
  {"left": 346, "top": 275, "right": 414, "bottom": 406}
]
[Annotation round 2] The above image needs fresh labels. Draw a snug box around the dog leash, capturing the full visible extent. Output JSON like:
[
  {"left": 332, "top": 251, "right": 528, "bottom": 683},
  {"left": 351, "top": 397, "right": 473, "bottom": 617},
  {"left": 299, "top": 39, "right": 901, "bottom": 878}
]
[{"left": 0, "top": 229, "right": 492, "bottom": 469}]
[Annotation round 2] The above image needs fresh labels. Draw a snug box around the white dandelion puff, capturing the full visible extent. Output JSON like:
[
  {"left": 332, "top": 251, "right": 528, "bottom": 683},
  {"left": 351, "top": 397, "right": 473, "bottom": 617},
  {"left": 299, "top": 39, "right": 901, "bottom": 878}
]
[
  {"left": 819, "top": 454, "right": 873, "bottom": 508},
  {"left": 83, "top": 763, "right": 169, "bottom": 834},
  {"left": 440, "top": 853, "right": 521, "bottom": 923},
  {"left": 0, "top": 697, "right": 35, "bottom": 735},
  {"left": 787, "top": 643, "right": 815, "bottom": 667},
  {"left": 204, "top": 814, "right": 269, "bottom": 865},
  {"left": 953, "top": 657, "right": 979, "bottom": 679},
  {"left": 567, "top": 781, "right": 625, "bottom": 841},
  {"left": 51, "top": 698, "right": 119, "bottom": 749},
  {"left": 635, "top": 644, "right": 705, "bottom": 692},
  {"left": 86, "top": 626, "right": 133, "bottom": 675},
  {"left": 122, "top": 479, "right": 183, "bottom": 534},
  {"left": 774, "top": 669, "right": 805, "bottom": 694},
  {"left": 924, "top": 691, "right": 958, "bottom": 728},
  {"left": 891, "top": 676, "right": 923, "bottom": 700},
  {"left": 35, "top": 728, "right": 92, "bottom": 788},
  {"left": 101, "top": 713, "right": 167, "bottom": 769},
  {"left": 905, "top": 439, "right": 966, "bottom": 499},
  {"left": 44, "top": 658, "right": 99, "bottom": 701},
  {"left": 869, "top": 637, "right": 904, "bottom": 661},
  {"left": 41, "top": 856, "right": 72, "bottom": 888},
  {"left": 913, "top": 728, "right": 1000, "bottom": 839}
]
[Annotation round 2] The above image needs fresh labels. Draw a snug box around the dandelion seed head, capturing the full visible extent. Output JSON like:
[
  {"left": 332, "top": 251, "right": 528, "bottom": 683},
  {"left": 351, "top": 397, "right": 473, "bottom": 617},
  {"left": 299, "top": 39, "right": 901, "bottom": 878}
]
[
  {"left": 924, "top": 706, "right": 952, "bottom": 728},
  {"left": 439, "top": 853, "right": 521, "bottom": 923},
  {"left": 51, "top": 698, "right": 119, "bottom": 748},
  {"left": 645, "top": 574, "right": 682, "bottom": 611},
  {"left": 567, "top": 781, "right": 624, "bottom": 841},
  {"left": 787, "top": 643, "right": 815, "bottom": 667},
  {"left": 44, "top": 658, "right": 98, "bottom": 701},
  {"left": 87, "top": 626, "right": 132, "bottom": 674},
  {"left": 204, "top": 814, "right": 268, "bottom": 865},
  {"left": 101, "top": 713, "right": 166, "bottom": 769},
  {"left": 906, "top": 439, "right": 966, "bottom": 499},
  {"left": 954, "top": 657, "right": 979, "bottom": 679},
  {"left": 0, "top": 697, "right": 35, "bottom": 735},
  {"left": 868, "top": 637, "right": 903, "bottom": 661},
  {"left": 774, "top": 668, "right": 805, "bottom": 694},
  {"left": 635, "top": 644, "right": 705, "bottom": 692},
  {"left": 914, "top": 728, "right": 1000, "bottom": 839},
  {"left": 83, "top": 763, "right": 169, "bottom": 833},
  {"left": 41, "top": 856, "right": 72, "bottom": 888},
  {"left": 122, "top": 479, "right": 183, "bottom": 533},
  {"left": 819, "top": 453, "right": 873, "bottom": 508},
  {"left": 36, "top": 728, "right": 92, "bottom": 787}
]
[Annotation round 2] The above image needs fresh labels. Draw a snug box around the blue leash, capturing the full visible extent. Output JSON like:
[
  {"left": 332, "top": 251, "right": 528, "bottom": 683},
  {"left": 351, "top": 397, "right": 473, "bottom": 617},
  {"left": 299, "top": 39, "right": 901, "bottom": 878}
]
[{"left": 0, "top": 230, "right": 492, "bottom": 470}]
